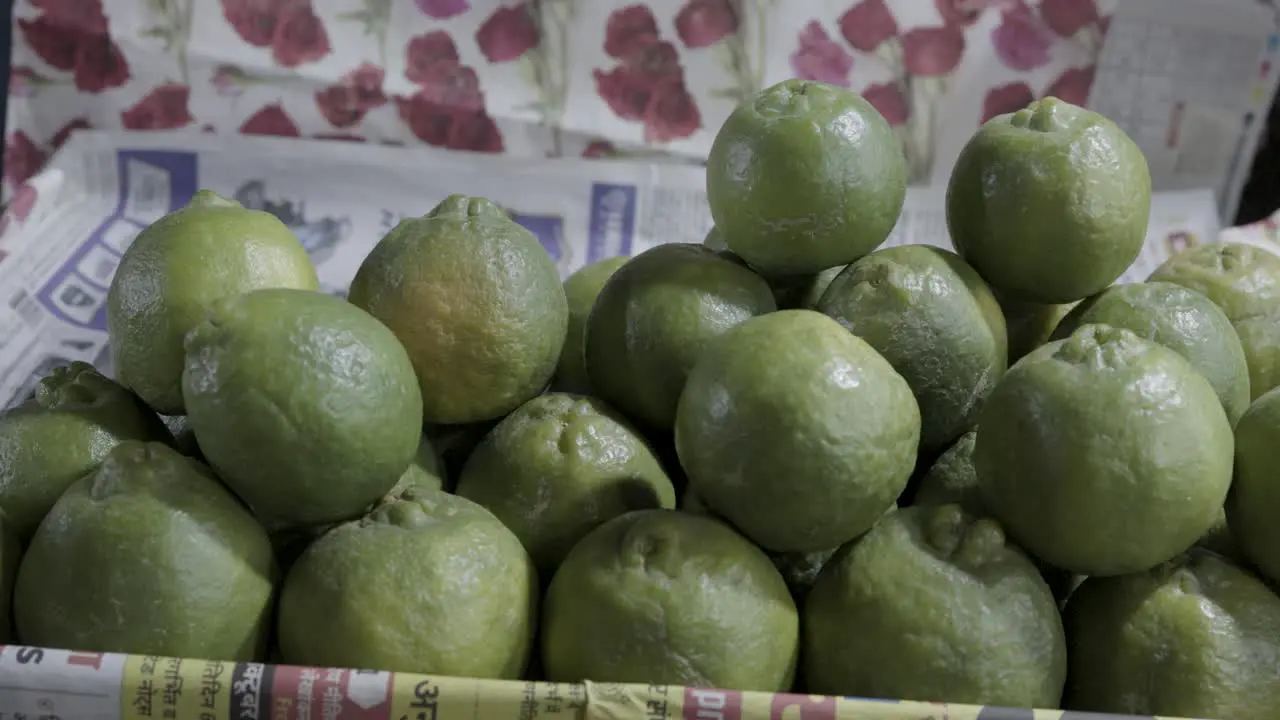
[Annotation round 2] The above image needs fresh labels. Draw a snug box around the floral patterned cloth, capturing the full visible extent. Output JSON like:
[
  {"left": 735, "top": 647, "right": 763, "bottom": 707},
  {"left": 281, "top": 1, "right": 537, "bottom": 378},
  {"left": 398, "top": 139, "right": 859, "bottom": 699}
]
[{"left": 3, "top": 0, "right": 1116, "bottom": 200}]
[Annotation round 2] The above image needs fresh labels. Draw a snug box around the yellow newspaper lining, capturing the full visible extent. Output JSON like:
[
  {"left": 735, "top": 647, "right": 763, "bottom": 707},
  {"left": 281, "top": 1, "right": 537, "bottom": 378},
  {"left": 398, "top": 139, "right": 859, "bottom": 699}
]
[{"left": 0, "top": 646, "right": 1205, "bottom": 720}]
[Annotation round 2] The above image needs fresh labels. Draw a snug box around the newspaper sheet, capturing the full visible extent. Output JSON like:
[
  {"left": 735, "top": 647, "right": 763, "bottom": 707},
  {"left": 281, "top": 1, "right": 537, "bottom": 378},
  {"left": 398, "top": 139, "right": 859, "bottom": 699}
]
[
  {"left": 0, "top": 643, "right": 1205, "bottom": 720},
  {"left": 0, "top": 129, "right": 1229, "bottom": 410}
]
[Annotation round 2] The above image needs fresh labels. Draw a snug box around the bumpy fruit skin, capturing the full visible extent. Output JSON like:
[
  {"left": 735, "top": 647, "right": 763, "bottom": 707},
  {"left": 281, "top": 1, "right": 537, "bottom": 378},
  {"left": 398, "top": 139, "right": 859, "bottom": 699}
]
[
  {"left": 975, "top": 324, "right": 1234, "bottom": 576},
  {"left": 818, "top": 245, "right": 1007, "bottom": 452},
  {"left": 0, "top": 361, "right": 171, "bottom": 541},
  {"left": 182, "top": 288, "right": 422, "bottom": 529},
  {"left": 541, "top": 510, "right": 797, "bottom": 691},
  {"left": 348, "top": 195, "right": 568, "bottom": 425},
  {"left": 278, "top": 489, "right": 537, "bottom": 678},
  {"left": 1064, "top": 549, "right": 1280, "bottom": 720},
  {"left": 805, "top": 505, "right": 1066, "bottom": 708},
  {"left": 996, "top": 289, "right": 1078, "bottom": 364},
  {"left": 675, "top": 310, "right": 920, "bottom": 553},
  {"left": 1053, "top": 281, "right": 1251, "bottom": 425},
  {"left": 1227, "top": 387, "right": 1280, "bottom": 584},
  {"left": 554, "top": 257, "right": 629, "bottom": 395},
  {"left": 586, "top": 243, "right": 775, "bottom": 430},
  {"left": 456, "top": 393, "right": 676, "bottom": 572},
  {"left": 107, "top": 190, "right": 318, "bottom": 414},
  {"left": 14, "top": 441, "right": 276, "bottom": 660},
  {"left": 706, "top": 79, "right": 908, "bottom": 275},
  {"left": 1149, "top": 242, "right": 1280, "bottom": 399},
  {"left": 947, "top": 98, "right": 1151, "bottom": 304}
]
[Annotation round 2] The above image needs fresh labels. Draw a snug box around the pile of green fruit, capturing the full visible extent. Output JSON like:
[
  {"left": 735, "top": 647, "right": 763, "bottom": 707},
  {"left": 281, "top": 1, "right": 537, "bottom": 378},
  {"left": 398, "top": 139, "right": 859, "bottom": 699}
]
[{"left": 2, "top": 79, "right": 1280, "bottom": 720}]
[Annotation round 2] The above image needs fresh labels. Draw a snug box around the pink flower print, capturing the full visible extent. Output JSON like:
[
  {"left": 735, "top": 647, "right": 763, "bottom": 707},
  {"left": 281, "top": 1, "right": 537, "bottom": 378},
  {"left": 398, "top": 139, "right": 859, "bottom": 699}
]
[{"left": 790, "top": 22, "right": 853, "bottom": 87}]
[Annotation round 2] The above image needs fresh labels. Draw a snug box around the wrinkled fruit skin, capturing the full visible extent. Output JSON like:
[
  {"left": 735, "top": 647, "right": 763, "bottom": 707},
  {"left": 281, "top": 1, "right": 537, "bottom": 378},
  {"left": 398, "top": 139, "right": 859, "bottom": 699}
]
[
  {"left": 706, "top": 79, "right": 908, "bottom": 275},
  {"left": 947, "top": 98, "right": 1151, "bottom": 304},
  {"left": 541, "top": 510, "right": 798, "bottom": 692},
  {"left": 389, "top": 435, "right": 447, "bottom": 495},
  {"left": 1053, "top": 281, "right": 1251, "bottom": 425},
  {"left": 14, "top": 441, "right": 276, "bottom": 660},
  {"left": 975, "top": 324, "right": 1234, "bottom": 576},
  {"left": 913, "top": 430, "right": 980, "bottom": 512},
  {"left": 107, "top": 190, "right": 318, "bottom": 414},
  {"left": 1063, "top": 549, "right": 1280, "bottom": 720},
  {"left": 586, "top": 243, "right": 776, "bottom": 430},
  {"left": 1227, "top": 386, "right": 1280, "bottom": 584},
  {"left": 675, "top": 310, "right": 920, "bottom": 553},
  {"left": 456, "top": 393, "right": 676, "bottom": 572},
  {"left": 1149, "top": 243, "right": 1280, "bottom": 400},
  {"left": 348, "top": 194, "right": 568, "bottom": 425},
  {"left": 818, "top": 246, "right": 1007, "bottom": 452},
  {"left": 183, "top": 289, "right": 423, "bottom": 529},
  {"left": 804, "top": 505, "right": 1066, "bottom": 708},
  {"left": 0, "top": 361, "right": 171, "bottom": 541},
  {"left": 554, "top": 257, "right": 629, "bottom": 395},
  {"left": 277, "top": 489, "right": 537, "bottom": 678}
]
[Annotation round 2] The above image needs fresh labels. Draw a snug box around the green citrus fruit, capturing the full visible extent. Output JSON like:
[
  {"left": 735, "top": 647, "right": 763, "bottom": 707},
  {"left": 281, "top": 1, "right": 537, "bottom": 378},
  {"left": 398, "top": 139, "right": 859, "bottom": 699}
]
[
  {"left": 706, "top": 79, "right": 907, "bottom": 275},
  {"left": 389, "top": 434, "right": 447, "bottom": 495},
  {"left": 675, "top": 310, "right": 919, "bottom": 552},
  {"left": 107, "top": 190, "right": 318, "bottom": 414},
  {"left": 182, "top": 288, "right": 422, "bottom": 529},
  {"left": 554, "top": 257, "right": 629, "bottom": 395},
  {"left": 1231, "top": 312, "right": 1280, "bottom": 400},
  {"left": 348, "top": 194, "right": 567, "bottom": 425},
  {"left": 913, "top": 430, "right": 979, "bottom": 511},
  {"left": 702, "top": 227, "right": 727, "bottom": 251},
  {"left": 1063, "top": 549, "right": 1280, "bottom": 719},
  {"left": 1226, "top": 386, "right": 1280, "bottom": 584},
  {"left": 277, "top": 488, "right": 537, "bottom": 677},
  {"left": 541, "top": 509, "right": 798, "bottom": 691},
  {"left": 456, "top": 393, "right": 676, "bottom": 572},
  {"left": 997, "top": 290, "right": 1078, "bottom": 364},
  {"left": 586, "top": 243, "right": 775, "bottom": 430},
  {"left": 14, "top": 441, "right": 275, "bottom": 659},
  {"left": 975, "top": 324, "right": 1234, "bottom": 576},
  {"left": 1052, "top": 281, "right": 1251, "bottom": 424},
  {"left": 947, "top": 98, "right": 1151, "bottom": 303},
  {"left": 804, "top": 505, "right": 1066, "bottom": 707},
  {"left": 1148, "top": 242, "right": 1280, "bottom": 322},
  {"left": 0, "top": 361, "right": 170, "bottom": 541},
  {"left": 818, "top": 245, "right": 1006, "bottom": 452}
]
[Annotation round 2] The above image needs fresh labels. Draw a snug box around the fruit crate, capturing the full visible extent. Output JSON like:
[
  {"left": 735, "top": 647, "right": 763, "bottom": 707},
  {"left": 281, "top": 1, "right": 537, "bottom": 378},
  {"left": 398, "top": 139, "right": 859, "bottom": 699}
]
[{"left": 0, "top": 645, "right": 1198, "bottom": 720}]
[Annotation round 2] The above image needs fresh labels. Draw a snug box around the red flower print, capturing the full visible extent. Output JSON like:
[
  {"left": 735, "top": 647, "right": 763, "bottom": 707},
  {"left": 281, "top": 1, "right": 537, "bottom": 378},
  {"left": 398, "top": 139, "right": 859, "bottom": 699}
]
[
  {"left": 790, "top": 21, "right": 853, "bottom": 87},
  {"left": 675, "top": 0, "right": 738, "bottom": 49},
  {"left": 981, "top": 81, "right": 1035, "bottom": 123},
  {"left": 902, "top": 26, "right": 965, "bottom": 76},
  {"left": 838, "top": 0, "right": 898, "bottom": 52},
  {"left": 594, "top": 65, "right": 652, "bottom": 121},
  {"left": 395, "top": 93, "right": 456, "bottom": 146},
  {"left": 31, "top": 0, "right": 107, "bottom": 34},
  {"left": 211, "top": 64, "right": 246, "bottom": 97},
  {"left": 1039, "top": 0, "right": 1098, "bottom": 38},
  {"left": 643, "top": 79, "right": 701, "bottom": 143},
  {"left": 604, "top": 5, "right": 661, "bottom": 59},
  {"left": 416, "top": 0, "right": 469, "bottom": 19},
  {"left": 405, "top": 31, "right": 462, "bottom": 86},
  {"left": 9, "top": 67, "right": 37, "bottom": 97},
  {"left": 315, "top": 63, "right": 388, "bottom": 128},
  {"left": 72, "top": 33, "right": 130, "bottom": 93},
  {"left": 240, "top": 104, "right": 301, "bottom": 136},
  {"left": 1044, "top": 65, "right": 1095, "bottom": 106},
  {"left": 935, "top": 0, "right": 985, "bottom": 27},
  {"left": 447, "top": 110, "right": 505, "bottom": 153},
  {"left": 861, "top": 82, "right": 908, "bottom": 126},
  {"left": 582, "top": 140, "right": 617, "bottom": 158},
  {"left": 313, "top": 133, "right": 366, "bottom": 142},
  {"left": 475, "top": 3, "right": 539, "bottom": 63},
  {"left": 120, "top": 84, "right": 194, "bottom": 130},
  {"left": 629, "top": 41, "right": 683, "bottom": 81},
  {"left": 18, "top": 16, "right": 80, "bottom": 70},
  {"left": 8, "top": 183, "right": 38, "bottom": 222},
  {"left": 220, "top": 0, "right": 281, "bottom": 47},
  {"left": 4, "top": 132, "right": 46, "bottom": 187},
  {"left": 992, "top": 5, "right": 1050, "bottom": 71},
  {"left": 50, "top": 117, "right": 90, "bottom": 150},
  {"left": 272, "top": 4, "right": 330, "bottom": 68}
]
